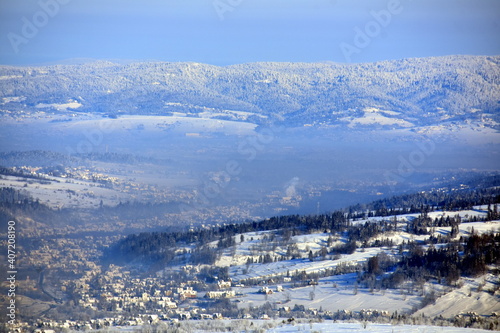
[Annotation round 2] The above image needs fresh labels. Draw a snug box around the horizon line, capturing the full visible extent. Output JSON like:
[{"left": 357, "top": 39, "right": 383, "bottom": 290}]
[{"left": 1, "top": 54, "right": 498, "bottom": 68}]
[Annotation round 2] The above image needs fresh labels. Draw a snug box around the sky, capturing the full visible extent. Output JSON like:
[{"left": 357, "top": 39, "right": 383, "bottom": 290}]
[{"left": 0, "top": 0, "right": 499, "bottom": 66}]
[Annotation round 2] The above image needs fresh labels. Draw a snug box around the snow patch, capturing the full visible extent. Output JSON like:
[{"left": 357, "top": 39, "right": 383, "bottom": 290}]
[
  {"left": 36, "top": 101, "right": 82, "bottom": 111},
  {"left": 0, "top": 75, "right": 22, "bottom": 80},
  {"left": 1, "top": 96, "right": 26, "bottom": 104},
  {"left": 349, "top": 113, "right": 414, "bottom": 128}
]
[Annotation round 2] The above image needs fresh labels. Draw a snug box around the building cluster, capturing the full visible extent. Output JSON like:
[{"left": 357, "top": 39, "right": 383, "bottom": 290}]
[
  {"left": 12, "top": 249, "right": 246, "bottom": 332},
  {"left": 260, "top": 285, "right": 284, "bottom": 294}
]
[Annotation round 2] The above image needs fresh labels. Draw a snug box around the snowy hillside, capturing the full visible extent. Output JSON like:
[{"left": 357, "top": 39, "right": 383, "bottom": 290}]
[
  {"left": 1, "top": 55, "right": 499, "bottom": 129},
  {"left": 205, "top": 206, "right": 500, "bottom": 318},
  {"left": 114, "top": 183, "right": 500, "bottom": 331}
]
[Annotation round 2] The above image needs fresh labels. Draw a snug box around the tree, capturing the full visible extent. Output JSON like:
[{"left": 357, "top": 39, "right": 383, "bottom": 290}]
[
  {"left": 450, "top": 223, "right": 460, "bottom": 238},
  {"left": 367, "top": 255, "right": 382, "bottom": 275},
  {"left": 319, "top": 246, "right": 328, "bottom": 260},
  {"left": 445, "top": 264, "right": 460, "bottom": 286}
]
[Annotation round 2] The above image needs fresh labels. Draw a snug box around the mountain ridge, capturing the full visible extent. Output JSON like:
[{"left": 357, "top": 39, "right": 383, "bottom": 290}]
[{"left": 1, "top": 55, "right": 499, "bottom": 128}]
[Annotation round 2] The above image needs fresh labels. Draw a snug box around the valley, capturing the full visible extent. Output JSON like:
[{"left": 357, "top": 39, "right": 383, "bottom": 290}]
[
  {"left": 1, "top": 177, "right": 499, "bottom": 331},
  {"left": 0, "top": 56, "right": 499, "bottom": 332}
]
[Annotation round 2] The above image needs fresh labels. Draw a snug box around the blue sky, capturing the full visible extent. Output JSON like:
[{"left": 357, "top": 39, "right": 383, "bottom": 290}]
[{"left": 1, "top": 0, "right": 499, "bottom": 65}]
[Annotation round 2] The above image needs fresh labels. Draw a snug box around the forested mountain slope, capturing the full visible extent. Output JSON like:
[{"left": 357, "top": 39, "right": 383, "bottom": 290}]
[{"left": 1, "top": 55, "right": 499, "bottom": 127}]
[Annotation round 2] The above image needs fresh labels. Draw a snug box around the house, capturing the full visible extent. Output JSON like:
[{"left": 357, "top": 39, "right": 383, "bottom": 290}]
[
  {"left": 156, "top": 297, "right": 177, "bottom": 309},
  {"left": 179, "top": 287, "right": 197, "bottom": 300},
  {"left": 218, "top": 280, "right": 232, "bottom": 289},
  {"left": 261, "top": 286, "right": 273, "bottom": 294},
  {"left": 200, "top": 314, "right": 213, "bottom": 320},
  {"left": 176, "top": 311, "right": 191, "bottom": 320},
  {"left": 205, "top": 290, "right": 235, "bottom": 299}
]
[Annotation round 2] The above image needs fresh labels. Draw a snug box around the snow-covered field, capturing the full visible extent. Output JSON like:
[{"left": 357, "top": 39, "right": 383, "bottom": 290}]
[
  {"left": 345, "top": 108, "right": 415, "bottom": 128},
  {"left": 234, "top": 273, "right": 422, "bottom": 314},
  {"left": 0, "top": 174, "right": 127, "bottom": 209},
  {"left": 267, "top": 322, "right": 492, "bottom": 333},
  {"left": 233, "top": 271, "right": 500, "bottom": 317},
  {"left": 208, "top": 206, "right": 500, "bottom": 317},
  {"left": 229, "top": 248, "right": 384, "bottom": 282},
  {"left": 51, "top": 114, "right": 258, "bottom": 136}
]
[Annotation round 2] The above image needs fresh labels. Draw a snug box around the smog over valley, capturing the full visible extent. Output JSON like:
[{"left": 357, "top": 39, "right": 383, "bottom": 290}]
[{"left": 0, "top": 1, "right": 499, "bottom": 332}]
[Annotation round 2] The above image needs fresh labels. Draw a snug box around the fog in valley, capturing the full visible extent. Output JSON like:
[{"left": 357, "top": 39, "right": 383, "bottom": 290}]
[{"left": 1, "top": 116, "right": 497, "bottom": 226}]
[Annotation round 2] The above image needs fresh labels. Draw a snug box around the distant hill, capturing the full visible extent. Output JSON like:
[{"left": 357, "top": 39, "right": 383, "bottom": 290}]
[{"left": 1, "top": 55, "right": 499, "bottom": 128}]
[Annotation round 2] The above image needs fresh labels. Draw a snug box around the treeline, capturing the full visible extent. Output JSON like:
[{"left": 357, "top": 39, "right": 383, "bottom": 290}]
[
  {"left": 0, "top": 187, "right": 70, "bottom": 234},
  {"left": 346, "top": 177, "right": 500, "bottom": 219},
  {"left": 0, "top": 187, "right": 32, "bottom": 204},
  {"left": 96, "top": 200, "right": 182, "bottom": 221},
  {"left": 113, "top": 183, "right": 500, "bottom": 265},
  {"left": 0, "top": 187, "right": 49, "bottom": 215},
  {"left": 0, "top": 166, "right": 53, "bottom": 182},
  {"left": 359, "top": 232, "right": 500, "bottom": 291},
  {"left": 112, "top": 211, "right": 350, "bottom": 264},
  {"left": 0, "top": 150, "right": 75, "bottom": 167},
  {"left": 0, "top": 150, "right": 169, "bottom": 172}
]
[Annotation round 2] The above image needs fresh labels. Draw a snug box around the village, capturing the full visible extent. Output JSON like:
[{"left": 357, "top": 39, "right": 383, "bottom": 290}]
[
  {"left": 7, "top": 203, "right": 499, "bottom": 332},
  {"left": 10, "top": 254, "right": 307, "bottom": 332}
]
